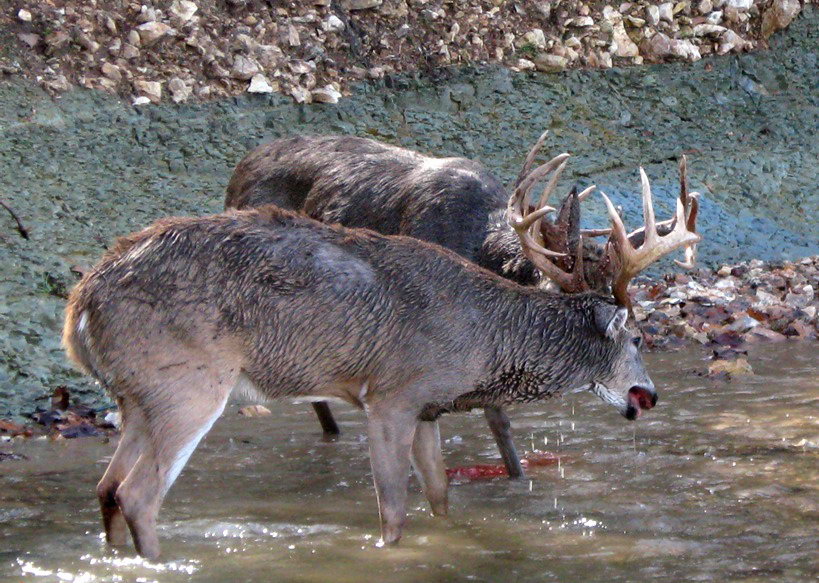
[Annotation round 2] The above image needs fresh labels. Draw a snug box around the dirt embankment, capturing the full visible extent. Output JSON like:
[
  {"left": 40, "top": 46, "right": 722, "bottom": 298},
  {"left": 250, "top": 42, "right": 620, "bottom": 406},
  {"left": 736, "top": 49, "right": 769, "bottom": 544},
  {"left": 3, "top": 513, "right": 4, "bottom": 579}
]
[{"left": 0, "top": 0, "right": 808, "bottom": 104}]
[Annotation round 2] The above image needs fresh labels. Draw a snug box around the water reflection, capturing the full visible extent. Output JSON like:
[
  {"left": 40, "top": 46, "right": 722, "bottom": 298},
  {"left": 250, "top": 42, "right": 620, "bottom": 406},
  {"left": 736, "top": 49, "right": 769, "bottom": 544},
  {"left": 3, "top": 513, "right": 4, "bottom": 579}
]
[{"left": 1, "top": 344, "right": 816, "bottom": 582}]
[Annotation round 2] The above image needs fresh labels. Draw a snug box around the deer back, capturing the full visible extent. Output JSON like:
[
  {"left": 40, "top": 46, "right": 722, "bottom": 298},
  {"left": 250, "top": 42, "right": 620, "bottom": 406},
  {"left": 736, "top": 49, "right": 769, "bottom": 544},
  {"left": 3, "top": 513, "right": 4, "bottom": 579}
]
[{"left": 226, "top": 135, "right": 511, "bottom": 266}]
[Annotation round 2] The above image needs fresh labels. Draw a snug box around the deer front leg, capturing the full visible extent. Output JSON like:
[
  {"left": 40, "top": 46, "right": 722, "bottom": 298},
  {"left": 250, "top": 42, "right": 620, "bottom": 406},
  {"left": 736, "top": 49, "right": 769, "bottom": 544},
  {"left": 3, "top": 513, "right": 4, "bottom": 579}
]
[
  {"left": 366, "top": 405, "right": 418, "bottom": 545},
  {"left": 484, "top": 406, "right": 525, "bottom": 479},
  {"left": 411, "top": 420, "right": 448, "bottom": 516}
]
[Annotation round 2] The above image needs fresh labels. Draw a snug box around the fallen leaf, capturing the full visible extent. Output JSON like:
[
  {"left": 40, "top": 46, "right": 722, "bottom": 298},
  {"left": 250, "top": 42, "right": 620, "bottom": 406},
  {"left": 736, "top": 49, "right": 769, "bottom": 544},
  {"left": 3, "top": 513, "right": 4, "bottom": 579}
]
[
  {"left": 238, "top": 405, "right": 272, "bottom": 417},
  {"left": 708, "top": 358, "right": 754, "bottom": 377}
]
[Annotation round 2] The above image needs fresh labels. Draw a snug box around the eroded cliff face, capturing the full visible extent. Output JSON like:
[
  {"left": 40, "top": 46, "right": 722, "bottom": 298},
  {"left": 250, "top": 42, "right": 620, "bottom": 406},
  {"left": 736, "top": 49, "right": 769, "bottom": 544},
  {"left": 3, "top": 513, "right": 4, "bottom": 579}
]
[{"left": 0, "top": 7, "right": 816, "bottom": 418}]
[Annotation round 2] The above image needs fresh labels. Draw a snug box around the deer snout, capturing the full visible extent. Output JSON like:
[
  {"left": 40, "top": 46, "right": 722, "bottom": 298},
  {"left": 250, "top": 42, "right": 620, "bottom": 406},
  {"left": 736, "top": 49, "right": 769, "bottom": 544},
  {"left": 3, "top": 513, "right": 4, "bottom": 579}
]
[{"left": 625, "top": 386, "right": 658, "bottom": 420}]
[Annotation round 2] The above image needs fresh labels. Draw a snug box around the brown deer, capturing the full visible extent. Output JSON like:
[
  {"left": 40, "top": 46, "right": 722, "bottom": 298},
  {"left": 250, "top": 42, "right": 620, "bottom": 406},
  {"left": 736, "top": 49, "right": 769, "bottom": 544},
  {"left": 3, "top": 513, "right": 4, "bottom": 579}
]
[
  {"left": 226, "top": 133, "right": 699, "bottom": 477},
  {"left": 63, "top": 153, "right": 698, "bottom": 559}
]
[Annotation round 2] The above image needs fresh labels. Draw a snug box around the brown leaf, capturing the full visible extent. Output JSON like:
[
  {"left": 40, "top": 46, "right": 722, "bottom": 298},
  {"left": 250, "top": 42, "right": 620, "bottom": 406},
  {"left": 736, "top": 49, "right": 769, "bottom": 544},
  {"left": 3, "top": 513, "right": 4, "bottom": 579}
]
[
  {"left": 51, "top": 386, "right": 70, "bottom": 410},
  {"left": 708, "top": 358, "right": 754, "bottom": 377},
  {"left": 238, "top": 405, "right": 272, "bottom": 417}
]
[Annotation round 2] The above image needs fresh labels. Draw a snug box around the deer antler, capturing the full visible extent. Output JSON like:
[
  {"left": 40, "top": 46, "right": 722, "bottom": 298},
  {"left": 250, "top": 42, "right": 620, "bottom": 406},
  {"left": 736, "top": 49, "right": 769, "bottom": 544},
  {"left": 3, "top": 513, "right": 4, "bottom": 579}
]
[
  {"left": 583, "top": 156, "right": 700, "bottom": 270},
  {"left": 600, "top": 166, "right": 702, "bottom": 308},
  {"left": 507, "top": 138, "right": 589, "bottom": 293}
]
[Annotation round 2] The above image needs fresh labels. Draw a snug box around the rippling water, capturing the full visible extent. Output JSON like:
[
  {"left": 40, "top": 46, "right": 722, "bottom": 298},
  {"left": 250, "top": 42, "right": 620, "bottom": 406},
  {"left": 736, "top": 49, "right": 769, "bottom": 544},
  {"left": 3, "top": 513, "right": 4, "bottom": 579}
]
[{"left": 1, "top": 344, "right": 816, "bottom": 582}]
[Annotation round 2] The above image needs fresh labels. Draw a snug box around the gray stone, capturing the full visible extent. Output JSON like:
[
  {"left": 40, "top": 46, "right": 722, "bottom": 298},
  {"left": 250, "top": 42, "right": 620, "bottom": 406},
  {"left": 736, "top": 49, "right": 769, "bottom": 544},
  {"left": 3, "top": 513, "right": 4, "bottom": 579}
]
[{"left": 136, "top": 22, "right": 174, "bottom": 47}]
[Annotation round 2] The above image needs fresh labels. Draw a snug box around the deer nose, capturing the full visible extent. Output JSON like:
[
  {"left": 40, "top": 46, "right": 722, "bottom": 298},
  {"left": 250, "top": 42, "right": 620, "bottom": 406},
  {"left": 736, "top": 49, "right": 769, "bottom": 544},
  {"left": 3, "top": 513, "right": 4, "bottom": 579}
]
[{"left": 628, "top": 386, "right": 657, "bottom": 411}]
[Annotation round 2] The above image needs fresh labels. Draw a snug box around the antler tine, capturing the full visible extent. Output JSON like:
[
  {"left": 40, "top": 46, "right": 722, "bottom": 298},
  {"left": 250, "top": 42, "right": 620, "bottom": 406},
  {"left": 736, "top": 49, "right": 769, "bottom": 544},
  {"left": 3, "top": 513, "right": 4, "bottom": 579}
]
[
  {"left": 639, "top": 167, "right": 658, "bottom": 247},
  {"left": 674, "top": 192, "right": 699, "bottom": 269},
  {"left": 513, "top": 130, "right": 550, "bottom": 189},
  {"left": 577, "top": 184, "right": 596, "bottom": 202},
  {"left": 600, "top": 174, "right": 702, "bottom": 307},
  {"left": 508, "top": 153, "right": 590, "bottom": 293},
  {"left": 535, "top": 158, "right": 569, "bottom": 212},
  {"left": 508, "top": 153, "right": 569, "bottom": 257},
  {"left": 679, "top": 155, "right": 689, "bottom": 209}
]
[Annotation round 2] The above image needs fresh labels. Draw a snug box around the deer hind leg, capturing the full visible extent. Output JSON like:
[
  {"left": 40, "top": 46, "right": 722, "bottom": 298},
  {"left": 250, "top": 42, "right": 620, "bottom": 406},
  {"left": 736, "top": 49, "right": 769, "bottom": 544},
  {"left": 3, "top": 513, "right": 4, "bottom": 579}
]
[
  {"left": 96, "top": 402, "right": 147, "bottom": 547},
  {"left": 411, "top": 420, "right": 448, "bottom": 516},
  {"left": 484, "top": 406, "right": 525, "bottom": 479},
  {"left": 113, "top": 368, "right": 234, "bottom": 560},
  {"left": 311, "top": 402, "right": 340, "bottom": 435},
  {"left": 366, "top": 404, "right": 419, "bottom": 546}
]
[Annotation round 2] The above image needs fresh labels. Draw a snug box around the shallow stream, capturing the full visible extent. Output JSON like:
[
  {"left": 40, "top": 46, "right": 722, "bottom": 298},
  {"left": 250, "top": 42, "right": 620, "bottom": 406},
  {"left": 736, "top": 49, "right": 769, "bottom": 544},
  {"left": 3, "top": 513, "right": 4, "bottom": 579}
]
[{"left": 1, "top": 343, "right": 816, "bottom": 582}]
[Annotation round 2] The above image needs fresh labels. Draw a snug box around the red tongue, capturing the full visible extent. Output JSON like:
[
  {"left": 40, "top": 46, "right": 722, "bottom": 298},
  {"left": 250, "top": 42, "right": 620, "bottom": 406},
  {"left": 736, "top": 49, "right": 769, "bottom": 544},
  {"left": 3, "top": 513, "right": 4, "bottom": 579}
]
[{"left": 628, "top": 392, "right": 643, "bottom": 417}]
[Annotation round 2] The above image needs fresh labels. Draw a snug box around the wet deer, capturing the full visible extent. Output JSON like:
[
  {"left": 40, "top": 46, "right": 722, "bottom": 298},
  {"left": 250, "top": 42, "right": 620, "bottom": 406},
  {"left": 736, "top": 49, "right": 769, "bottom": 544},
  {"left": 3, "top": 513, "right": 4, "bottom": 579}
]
[
  {"left": 64, "top": 153, "right": 699, "bottom": 558},
  {"left": 226, "top": 133, "right": 699, "bottom": 477}
]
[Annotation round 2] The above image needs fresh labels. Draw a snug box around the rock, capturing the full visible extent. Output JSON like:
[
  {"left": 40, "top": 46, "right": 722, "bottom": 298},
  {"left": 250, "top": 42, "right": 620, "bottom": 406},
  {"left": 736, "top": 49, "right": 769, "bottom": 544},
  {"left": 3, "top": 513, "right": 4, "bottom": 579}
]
[
  {"left": 287, "top": 23, "right": 300, "bottom": 46},
  {"left": 603, "top": 7, "right": 640, "bottom": 57},
  {"left": 343, "top": 0, "right": 383, "bottom": 9},
  {"left": 231, "top": 55, "right": 259, "bottom": 80},
  {"left": 75, "top": 32, "right": 100, "bottom": 53},
  {"left": 534, "top": 53, "right": 568, "bottom": 73},
  {"left": 101, "top": 62, "right": 122, "bottom": 82},
  {"left": 18, "top": 8, "right": 33, "bottom": 22},
  {"left": 659, "top": 2, "right": 675, "bottom": 22},
  {"left": 746, "top": 327, "right": 788, "bottom": 343},
  {"left": 515, "top": 58, "right": 536, "bottom": 71},
  {"left": 167, "top": 77, "right": 191, "bottom": 103},
  {"left": 698, "top": 0, "right": 713, "bottom": 14},
  {"left": 707, "top": 10, "right": 723, "bottom": 23},
  {"left": 103, "top": 411, "right": 121, "bottom": 428},
  {"left": 569, "top": 16, "right": 595, "bottom": 27},
  {"left": 727, "top": 315, "right": 759, "bottom": 333},
  {"left": 718, "top": 29, "right": 751, "bottom": 54},
  {"left": 45, "top": 31, "right": 71, "bottom": 56},
  {"left": 323, "top": 14, "right": 345, "bottom": 32},
  {"left": 238, "top": 405, "right": 272, "bottom": 417},
  {"left": 122, "top": 43, "right": 140, "bottom": 59},
  {"left": 646, "top": 4, "right": 661, "bottom": 25},
  {"left": 170, "top": 0, "right": 198, "bottom": 22},
  {"left": 136, "top": 22, "right": 174, "bottom": 47},
  {"left": 693, "top": 23, "right": 728, "bottom": 36},
  {"left": 290, "top": 85, "right": 312, "bottom": 103},
  {"left": 784, "top": 285, "right": 814, "bottom": 309},
  {"left": 247, "top": 73, "right": 275, "bottom": 93},
  {"left": 725, "top": 0, "right": 752, "bottom": 10},
  {"left": 642, "top": 32, "right": 701, "bottom": 61},
  {"left": 761, "top": 0, "right": 802, "bottom": 39},
  {"left": 523, "top": 28, "right": 547, "bottom": 49},
  {"left": 17, "top": 33, "right": 41, "bottom": 49},
  {"left": 783, "top": 320, "right": 815, "bottom": 339},
  {"left": 311, "top": 84, "right": 342, "bottom": 103},
  {"left": 133, "top": 79, "right": 162, "bottom": 103}
]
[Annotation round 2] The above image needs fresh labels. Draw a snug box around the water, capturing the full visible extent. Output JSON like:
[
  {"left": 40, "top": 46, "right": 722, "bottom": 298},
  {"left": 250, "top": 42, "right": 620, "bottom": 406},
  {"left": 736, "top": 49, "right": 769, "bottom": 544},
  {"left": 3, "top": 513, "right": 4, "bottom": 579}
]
[{"left": 1, "top": 344, "right": 816, "bottom": 582}]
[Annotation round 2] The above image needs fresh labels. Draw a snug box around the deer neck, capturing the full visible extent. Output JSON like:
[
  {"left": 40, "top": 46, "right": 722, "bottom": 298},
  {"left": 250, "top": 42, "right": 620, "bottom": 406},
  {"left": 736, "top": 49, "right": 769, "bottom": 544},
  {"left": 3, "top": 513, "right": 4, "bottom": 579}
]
[
  {"left": 424, "top": 292, "right": 611, "bottom": 419},
  {"left": 477, "top": 209, "right": 540, "bottom": 286}
]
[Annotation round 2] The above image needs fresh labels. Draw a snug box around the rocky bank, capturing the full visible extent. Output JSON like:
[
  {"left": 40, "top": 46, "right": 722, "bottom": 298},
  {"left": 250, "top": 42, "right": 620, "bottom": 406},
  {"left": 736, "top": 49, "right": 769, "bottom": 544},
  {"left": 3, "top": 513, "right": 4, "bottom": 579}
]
[{"left": 0, "top": 0, "right": 809, "bottom": 104}]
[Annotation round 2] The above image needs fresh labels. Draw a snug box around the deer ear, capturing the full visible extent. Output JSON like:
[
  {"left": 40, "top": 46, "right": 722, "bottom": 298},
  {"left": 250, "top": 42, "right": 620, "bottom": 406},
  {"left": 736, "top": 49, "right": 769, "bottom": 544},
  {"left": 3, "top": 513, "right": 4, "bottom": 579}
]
[{"left": 594, "top": 304, "right": 628, "bottom": 338}]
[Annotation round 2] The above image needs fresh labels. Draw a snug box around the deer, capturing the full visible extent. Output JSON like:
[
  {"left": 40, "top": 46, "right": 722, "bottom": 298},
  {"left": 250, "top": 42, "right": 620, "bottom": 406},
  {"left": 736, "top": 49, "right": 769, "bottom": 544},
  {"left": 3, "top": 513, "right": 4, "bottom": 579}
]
[
  {"left": 225, "top": 133, "right": 699, "bottom": 477},
  {"left": 63, "top": 151, "right": 699, "bottom": 559}
]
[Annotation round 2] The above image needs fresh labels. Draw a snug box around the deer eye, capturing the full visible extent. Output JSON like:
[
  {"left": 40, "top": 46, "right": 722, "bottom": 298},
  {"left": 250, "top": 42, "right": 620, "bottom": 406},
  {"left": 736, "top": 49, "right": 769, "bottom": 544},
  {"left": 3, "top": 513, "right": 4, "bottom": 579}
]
[{"left": 632, "top": 336, "right": 643, "bottom": 349}]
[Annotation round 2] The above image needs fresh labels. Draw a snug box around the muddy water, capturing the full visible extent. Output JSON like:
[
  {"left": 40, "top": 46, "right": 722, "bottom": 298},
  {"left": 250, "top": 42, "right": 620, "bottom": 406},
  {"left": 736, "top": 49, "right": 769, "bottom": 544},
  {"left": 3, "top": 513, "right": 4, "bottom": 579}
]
[{"left": 1, "top": 344, "right": 816, "bottom": 583}]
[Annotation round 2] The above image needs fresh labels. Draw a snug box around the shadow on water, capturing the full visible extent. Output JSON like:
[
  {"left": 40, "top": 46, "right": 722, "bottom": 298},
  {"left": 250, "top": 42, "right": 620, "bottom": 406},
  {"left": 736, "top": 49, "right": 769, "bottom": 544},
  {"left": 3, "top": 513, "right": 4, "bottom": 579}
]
[{"left": 1, "top": 343, "right": 816, "bottom": 582}]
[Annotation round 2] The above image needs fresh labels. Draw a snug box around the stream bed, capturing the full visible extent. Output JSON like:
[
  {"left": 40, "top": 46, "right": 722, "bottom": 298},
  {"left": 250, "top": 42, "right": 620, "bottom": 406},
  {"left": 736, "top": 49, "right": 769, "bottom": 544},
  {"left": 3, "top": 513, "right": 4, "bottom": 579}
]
[{"left": 1, "top": 343, "right": 816, "bottom": 583}]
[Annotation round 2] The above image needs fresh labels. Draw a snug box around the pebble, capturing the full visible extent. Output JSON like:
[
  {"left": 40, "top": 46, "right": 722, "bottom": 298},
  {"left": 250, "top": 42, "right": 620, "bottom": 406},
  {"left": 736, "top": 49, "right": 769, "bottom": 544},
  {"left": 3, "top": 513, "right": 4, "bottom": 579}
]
[
  {"left": 18, "top": 8, "right": 32, "bottom": 22},
  {"left": 247, "top": 73, "right": 275, "bottom": 93}
]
